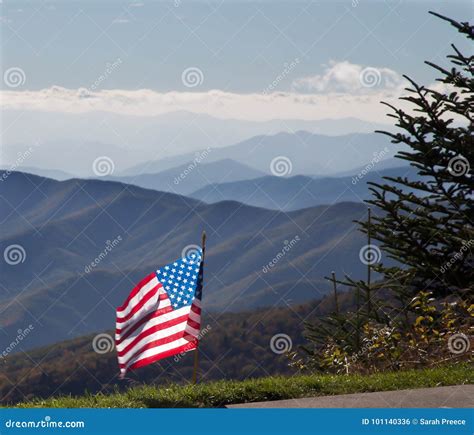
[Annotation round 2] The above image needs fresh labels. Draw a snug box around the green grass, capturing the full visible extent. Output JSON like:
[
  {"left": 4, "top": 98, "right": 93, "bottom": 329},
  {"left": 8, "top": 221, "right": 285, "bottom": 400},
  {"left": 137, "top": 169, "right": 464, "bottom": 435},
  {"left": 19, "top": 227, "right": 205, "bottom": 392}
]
[{"left": 15, "top": 364, "right": 473, "bottom": 408}]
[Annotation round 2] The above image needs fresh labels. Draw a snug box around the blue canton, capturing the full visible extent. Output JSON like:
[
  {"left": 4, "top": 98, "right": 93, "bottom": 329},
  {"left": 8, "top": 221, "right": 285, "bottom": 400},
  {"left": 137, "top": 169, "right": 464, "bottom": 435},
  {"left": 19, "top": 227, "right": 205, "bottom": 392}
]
[{"left": 156, "top": 249, "right": 203, "bottom": 310}]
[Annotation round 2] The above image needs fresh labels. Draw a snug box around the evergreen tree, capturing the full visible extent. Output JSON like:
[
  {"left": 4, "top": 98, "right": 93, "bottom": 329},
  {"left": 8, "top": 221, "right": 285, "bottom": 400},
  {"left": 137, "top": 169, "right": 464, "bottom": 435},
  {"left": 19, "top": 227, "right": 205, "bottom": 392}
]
[
  {"left": 361, "top": 11, "right": 473, "bottom": 299},
  {"left": 301, "top": 13, "right": 473, "bottom": 372}
]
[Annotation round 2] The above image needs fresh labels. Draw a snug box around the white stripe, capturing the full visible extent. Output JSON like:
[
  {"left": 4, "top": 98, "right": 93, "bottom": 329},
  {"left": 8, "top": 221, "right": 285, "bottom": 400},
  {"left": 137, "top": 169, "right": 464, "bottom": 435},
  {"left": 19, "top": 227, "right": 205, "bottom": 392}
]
[
  {"left": 116, "top": 305, "right": 193, "bottom": 350},
  {"left": 124, "top": 337, "right": 194, "bottom": 369},
  {"left": 116, "top": 276, "right": 160, "bottom": 317},
  {"left": 118, "top": 320, "right": 191, "bottom": 364},
  {"left": 116, "top": 296, "right": 170, "bottom": 333}
]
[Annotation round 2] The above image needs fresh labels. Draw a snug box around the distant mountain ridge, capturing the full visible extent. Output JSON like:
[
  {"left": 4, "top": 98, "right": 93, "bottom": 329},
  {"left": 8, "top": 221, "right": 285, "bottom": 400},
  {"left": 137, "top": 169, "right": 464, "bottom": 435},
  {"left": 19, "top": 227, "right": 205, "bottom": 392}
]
[
  {"left": 122, "top": 131, "right": 399, "bottom": 177},
  {"left": 190, "top": 166, "right": 420, "bottom": 211},
  {"left": 109, "top": 159, "right": 266, "bottom": 196},
  {"left": 2, "top": 109, "right": 393, "bottom": 175},
  {"left": 0, "top": 171, "right": 375, "bottom": 352}
]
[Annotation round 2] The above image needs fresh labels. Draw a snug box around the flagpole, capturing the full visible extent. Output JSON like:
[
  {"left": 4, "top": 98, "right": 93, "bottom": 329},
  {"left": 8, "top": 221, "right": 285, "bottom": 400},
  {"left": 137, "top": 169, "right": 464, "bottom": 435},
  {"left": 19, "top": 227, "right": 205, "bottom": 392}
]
[{"left": 192, "top": 231, "right": 206, "bottom": 385}]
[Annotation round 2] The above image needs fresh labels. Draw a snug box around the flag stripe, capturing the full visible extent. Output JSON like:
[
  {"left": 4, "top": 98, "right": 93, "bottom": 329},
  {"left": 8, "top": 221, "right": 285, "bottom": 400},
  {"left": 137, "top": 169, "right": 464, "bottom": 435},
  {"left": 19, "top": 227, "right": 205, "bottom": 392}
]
[
  {"left": 117, "top": 272, "right": 157, "bottom": 313},
  {"left": 118, "top": 323, "right": 200, "bottom": 365},
  {"left": 124, "top": 342, "right": 198, "bottom": 373},
  {"left": 115, "top": 302, "right": 201, "bottom": 338},
  {"left": 117, "top": 312, "right": 200, "bottom": 356},
  {"left": 116, "top": 283, "right": 164, "bottom": 323},
  {"left": 119, "top": 337, "right": 197, "bottom": 370},
  {"left": 116, "top": 307, "right": 200, "bottom": 350}
]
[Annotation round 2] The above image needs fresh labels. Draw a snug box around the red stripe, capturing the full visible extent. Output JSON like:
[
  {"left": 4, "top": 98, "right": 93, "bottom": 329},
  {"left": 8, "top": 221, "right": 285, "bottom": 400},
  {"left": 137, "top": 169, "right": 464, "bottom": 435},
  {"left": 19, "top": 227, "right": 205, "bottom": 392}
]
[
  {"left": 116, "top": 283, "right": 163, "bottom": 323},
  {"left": 116, "top": 272, "right": 157, "bottom": 312},
  {"left": 115, "top": 301, "right": 198, "bottom": 338},
  {"left": 191, "top": 304, "right": 201, "bottom": 315},
  {"left": 117, "top": 313, "right": 196, "bottom": 356},
  {"left": 115, "top": 306, "right": 173, "bottom": 342},
  {"left": 122, "top": 341, "right": 198, "bottom": 371},
  {"left": 119, "top": 332, "right": 198, "bottom": 367}
]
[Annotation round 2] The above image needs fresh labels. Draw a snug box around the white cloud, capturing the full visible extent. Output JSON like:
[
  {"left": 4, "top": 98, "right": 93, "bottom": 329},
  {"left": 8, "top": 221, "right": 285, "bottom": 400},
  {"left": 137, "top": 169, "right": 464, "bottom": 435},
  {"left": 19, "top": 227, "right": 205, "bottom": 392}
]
[
  {"left": 0, "top": 86, "right": 409, "bottom": 124},
  {"left": 292, "top": 61, "right": 404, "bottom": 94}
]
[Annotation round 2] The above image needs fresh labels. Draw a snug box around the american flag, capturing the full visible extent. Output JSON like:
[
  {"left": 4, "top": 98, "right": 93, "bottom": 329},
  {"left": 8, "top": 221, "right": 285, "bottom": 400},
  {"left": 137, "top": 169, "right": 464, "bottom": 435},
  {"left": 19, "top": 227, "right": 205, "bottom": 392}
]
[{"left": 116, "top": 249, "right": 203, "bottom": 376}]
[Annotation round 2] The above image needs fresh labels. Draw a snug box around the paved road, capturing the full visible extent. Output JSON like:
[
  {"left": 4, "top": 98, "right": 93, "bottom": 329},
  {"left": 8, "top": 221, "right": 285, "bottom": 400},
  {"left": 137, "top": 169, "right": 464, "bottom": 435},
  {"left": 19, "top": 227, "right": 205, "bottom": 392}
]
[{"left": 227, "top": 385, "right": 474, "bottom": 408}]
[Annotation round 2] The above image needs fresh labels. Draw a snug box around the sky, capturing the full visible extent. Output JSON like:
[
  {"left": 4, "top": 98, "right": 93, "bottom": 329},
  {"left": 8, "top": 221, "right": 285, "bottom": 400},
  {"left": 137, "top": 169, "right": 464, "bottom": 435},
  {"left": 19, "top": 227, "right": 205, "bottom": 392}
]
[{"left": 0, "top": 0, "right": 472, "bottom": 123}]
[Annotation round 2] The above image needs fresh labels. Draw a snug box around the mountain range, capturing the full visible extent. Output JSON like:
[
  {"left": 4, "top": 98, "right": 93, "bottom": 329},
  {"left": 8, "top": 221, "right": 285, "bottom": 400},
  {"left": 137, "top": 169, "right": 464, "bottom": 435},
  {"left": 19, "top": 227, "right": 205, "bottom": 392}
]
[
  {"left": 2, "top": 129, "right": 400, "bottom": 178},
  {"left": 109, "top": 159, "right": 266, "bottom": 196},
  {"left": 122, "top": 131, "right": 399, "bottom": 177},
  {"left": 0, "top": 171, "right": 375, "bottom": 352},
  {"left": 190, "top": 166, "right": 419, "bottom": 211},
  {"left": 2, "top": 110, "right": 392, "bottom": 170}
]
